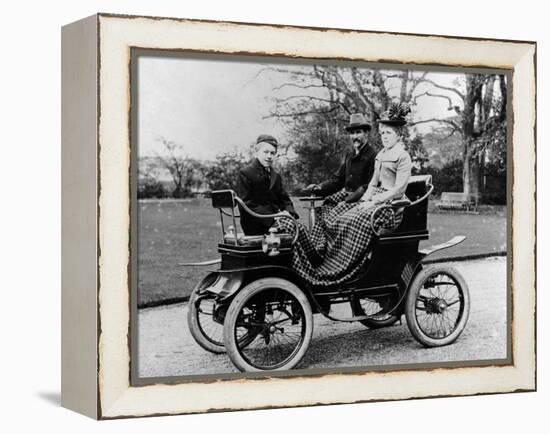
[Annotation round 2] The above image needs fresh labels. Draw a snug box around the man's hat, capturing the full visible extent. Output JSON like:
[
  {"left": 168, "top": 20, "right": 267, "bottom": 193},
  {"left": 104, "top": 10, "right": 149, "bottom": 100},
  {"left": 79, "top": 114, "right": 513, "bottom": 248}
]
[
  {"left": 256, "top": 134, "right": 278, "bottom": 148},
  {"left": 346, "top": 113, "right": 371, "bottom": 132},
  {"left": 378, "top": 102, "right": 411, "bottom": 127}
]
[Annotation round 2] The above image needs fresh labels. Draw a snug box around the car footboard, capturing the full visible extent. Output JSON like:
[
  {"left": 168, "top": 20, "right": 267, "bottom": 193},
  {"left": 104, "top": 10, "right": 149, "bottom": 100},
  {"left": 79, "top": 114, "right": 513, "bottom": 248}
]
[{"left": 178, "top": 259, "right": 222, "bottom": 266}]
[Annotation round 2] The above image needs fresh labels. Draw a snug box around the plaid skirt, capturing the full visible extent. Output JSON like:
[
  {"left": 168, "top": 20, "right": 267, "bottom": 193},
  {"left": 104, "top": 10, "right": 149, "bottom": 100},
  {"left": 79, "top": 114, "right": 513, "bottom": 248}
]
[{"left": 276, "top": 188, "right": 401, "bottom": 287}]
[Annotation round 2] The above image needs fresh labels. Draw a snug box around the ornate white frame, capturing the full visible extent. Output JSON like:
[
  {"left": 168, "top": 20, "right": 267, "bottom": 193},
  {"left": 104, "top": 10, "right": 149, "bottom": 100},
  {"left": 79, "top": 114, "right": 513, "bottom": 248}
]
[{"left": 61, "top": 13, "right": 536, "bottom": 419}]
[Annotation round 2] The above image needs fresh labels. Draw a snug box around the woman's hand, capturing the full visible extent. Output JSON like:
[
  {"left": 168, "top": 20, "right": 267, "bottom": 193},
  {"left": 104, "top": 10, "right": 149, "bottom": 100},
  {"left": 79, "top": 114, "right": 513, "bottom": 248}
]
[
  {"left": 357, "top": 200, "right": 375, "bottom": 210},
  {"left": 371, "top": 194, "right": 387, "bottom": 205},
  {"left": 359, "top": 192, "right": 371, "bottom": 202}
]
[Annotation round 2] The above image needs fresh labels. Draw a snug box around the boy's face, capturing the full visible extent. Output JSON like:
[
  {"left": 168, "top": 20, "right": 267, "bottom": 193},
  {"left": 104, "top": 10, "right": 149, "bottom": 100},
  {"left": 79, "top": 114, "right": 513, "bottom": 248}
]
[{"left": 256, "top": 142, "right": 277, "bottom": 168}]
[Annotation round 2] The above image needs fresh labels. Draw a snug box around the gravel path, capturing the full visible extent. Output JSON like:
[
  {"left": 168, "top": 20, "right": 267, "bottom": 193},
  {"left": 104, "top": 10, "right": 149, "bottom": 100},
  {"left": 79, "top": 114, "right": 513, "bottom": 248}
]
[{"left": 137, "top": 257, "right": 507, "bottom": 378}]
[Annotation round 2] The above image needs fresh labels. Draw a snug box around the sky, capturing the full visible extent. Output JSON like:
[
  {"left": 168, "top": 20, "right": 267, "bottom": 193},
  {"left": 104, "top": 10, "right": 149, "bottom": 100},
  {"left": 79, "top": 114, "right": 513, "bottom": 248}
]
[{"left": 136, "top": 53, "right": 471, "bottom": 161}]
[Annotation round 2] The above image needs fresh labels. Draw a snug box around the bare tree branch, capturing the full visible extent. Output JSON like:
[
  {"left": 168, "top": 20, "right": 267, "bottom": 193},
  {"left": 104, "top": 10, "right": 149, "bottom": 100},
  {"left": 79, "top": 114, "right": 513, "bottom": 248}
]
[
  {"left": 441, "top": 127, "right": 460, "bottom": 140},
  {"left": 325, "top": 67, "right": 356, "bottom": 103},
  {"left": 274, "top": 95, "right": 338, "bottom": 104},
  {"left": 272, "top": 82, "right": 326, "bottom": 91},
  {"left": 263, "top": 105, "right": 340, "bottom": 119},
  {"left": 407, "top": 71, "right": 429, "bottom": 99},
  {"left": 379, "top": 73, "right": 402, "bottom": 79},
  {"left": 411, "top": 118, "right": 462, "bottom": 133},
  {"left": 350, "top": 67, "right": 376, "bottom": 112},
  {"left": 373, "top": 70, "right": 391, "bottom": 111},
  {"left": 252, "top": 65, "right": 315, "bottom": 79},
  {"left": 414, "top": 91, "right": 458, "bottom": 111},
  {"left": 422, "top": 79, "right": 465, "bottom": 100}
]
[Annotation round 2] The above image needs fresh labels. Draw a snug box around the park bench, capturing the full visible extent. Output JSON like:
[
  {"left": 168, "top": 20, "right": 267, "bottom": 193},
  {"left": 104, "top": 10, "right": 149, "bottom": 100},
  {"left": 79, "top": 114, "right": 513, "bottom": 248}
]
[{"left": 436, "top": 192, "right": 475, "bottom": 211}]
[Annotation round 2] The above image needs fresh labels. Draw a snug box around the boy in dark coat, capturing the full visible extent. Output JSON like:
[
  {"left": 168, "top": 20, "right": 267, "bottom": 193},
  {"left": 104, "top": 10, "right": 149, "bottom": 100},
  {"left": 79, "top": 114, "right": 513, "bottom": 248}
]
[{"left": 236, "top": 135, "right": 299, "bottom": 235}]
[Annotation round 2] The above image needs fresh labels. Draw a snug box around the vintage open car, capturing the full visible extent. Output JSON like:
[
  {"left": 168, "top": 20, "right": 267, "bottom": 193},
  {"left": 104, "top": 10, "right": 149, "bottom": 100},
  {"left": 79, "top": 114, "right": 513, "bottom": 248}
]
[{"left": 183, "top": 175, "right": 470, "bottom": 372}]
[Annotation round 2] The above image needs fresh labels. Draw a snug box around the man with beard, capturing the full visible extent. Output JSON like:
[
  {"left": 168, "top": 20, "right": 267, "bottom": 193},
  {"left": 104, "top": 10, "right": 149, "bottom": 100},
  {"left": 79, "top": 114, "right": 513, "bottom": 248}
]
[{"left": 306, "top": 113, "right": 377, "bottom": 206}]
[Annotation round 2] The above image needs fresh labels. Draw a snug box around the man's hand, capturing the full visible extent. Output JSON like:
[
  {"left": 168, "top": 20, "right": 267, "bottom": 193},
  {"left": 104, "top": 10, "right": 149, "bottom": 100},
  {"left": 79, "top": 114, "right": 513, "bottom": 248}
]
[
  {"left": 305, "top": 183, "right": 320, "bottom": 192},
  {"left": 344, "top": 189, "right": 364, "bottom": 203}
]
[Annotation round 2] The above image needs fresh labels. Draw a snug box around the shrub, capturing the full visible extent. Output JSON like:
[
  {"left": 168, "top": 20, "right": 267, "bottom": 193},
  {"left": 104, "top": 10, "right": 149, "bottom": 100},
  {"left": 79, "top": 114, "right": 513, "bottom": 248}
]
[
  {"left": 429, "top": 159, "right": 463, "bottom": 197},
  {"left": 138, "top": 177, "right": 168, "bottom": 199}
]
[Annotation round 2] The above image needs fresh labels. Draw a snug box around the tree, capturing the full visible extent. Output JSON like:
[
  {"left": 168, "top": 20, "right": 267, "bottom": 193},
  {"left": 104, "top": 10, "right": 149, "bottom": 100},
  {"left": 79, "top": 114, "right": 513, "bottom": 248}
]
[
  {"left": 204, "top": 151, "right": 248, "bottom": 191},
  {"left": 137, "top": 156, "right": 168, "bottom": 199},
  {"left": 262, "top": 66, "right": 506, "bottom": 203},
  {"left": 408, "top": 135, "right": 430, "bottom": 174},
  {"left": 430, "top": 159, "right": 464, "bottom": 197},
  {"left": 420, "top": 122, "right": 463, "bottom": 168},
  {"left": 281, "top": 110, "right": 348, "bottom": 186},
  {"left": 155, "top": 138, "right": 200, "bottom": 198},
  {"left": 414, "top": 74, "right": 507, "bottom": 202},
  {"left": 262, "top": 65, "right": 430, "bottom": 184}
]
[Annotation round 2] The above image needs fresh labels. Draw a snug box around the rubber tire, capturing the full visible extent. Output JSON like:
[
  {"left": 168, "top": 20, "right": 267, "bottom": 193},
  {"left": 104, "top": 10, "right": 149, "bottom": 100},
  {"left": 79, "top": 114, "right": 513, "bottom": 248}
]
[
  {"left": 350, "top": 296, "right": 401, "bottom": 329},
  {"left": 223, "top": 278, "right": 313, "bottom": 372},
  {"left": 405, "top": 265, "right": 470, "bottom": 347},
  {"left": 187, "top": 274, "right": 225, "bottom": 354}
]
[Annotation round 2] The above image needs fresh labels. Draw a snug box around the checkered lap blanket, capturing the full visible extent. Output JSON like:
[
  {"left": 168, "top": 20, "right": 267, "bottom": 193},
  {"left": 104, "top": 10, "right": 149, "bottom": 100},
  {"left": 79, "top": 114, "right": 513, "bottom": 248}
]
[{"left": 276, "top": 188, "right": 400, "bottom": 287}]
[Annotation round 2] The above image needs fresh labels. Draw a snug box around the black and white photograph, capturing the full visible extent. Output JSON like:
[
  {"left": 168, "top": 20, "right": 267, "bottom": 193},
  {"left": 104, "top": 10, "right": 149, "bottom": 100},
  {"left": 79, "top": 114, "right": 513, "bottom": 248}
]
[
  {"left": 133, "top": 52, "right": 509, "bottom": 380},
  {"left": 5, "top": 0, "right": 544, "bottom": 429}
]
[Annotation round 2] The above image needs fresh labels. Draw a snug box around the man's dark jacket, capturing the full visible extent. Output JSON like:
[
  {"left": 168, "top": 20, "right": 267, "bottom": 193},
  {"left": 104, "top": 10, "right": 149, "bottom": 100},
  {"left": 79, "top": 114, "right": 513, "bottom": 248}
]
[
  {"left": 235, "top": 158, "right": 298, "bottom": 235},
  {"left": 318, "top": 144, "right": 377, "bottom": 202}
]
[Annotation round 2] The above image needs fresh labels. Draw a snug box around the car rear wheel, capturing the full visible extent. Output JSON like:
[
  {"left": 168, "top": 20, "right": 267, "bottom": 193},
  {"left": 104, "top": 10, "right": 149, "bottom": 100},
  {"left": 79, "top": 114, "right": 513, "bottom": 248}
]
[
  {"left": 405, "top": 265, "right": 470, "bottom": 347},
  {"left": 187, "top": 274, "right": 226, "bottom": 354},
  {"left": 350, "top": 295, "right": 401, "bottom": 329}
]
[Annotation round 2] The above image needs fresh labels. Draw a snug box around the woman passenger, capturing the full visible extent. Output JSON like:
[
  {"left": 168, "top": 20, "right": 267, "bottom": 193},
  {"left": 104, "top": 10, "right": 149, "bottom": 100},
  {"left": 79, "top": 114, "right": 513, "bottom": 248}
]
[
  {"left": 285, "top": 103, "right": 413, "bottom": 287},
  {"left": 357, "top": 107, "right": 412, "bottom": 213}
]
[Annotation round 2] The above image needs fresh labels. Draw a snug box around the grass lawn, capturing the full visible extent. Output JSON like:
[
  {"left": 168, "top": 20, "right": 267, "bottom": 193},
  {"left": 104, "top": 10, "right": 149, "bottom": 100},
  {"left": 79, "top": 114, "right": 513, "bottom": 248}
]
[{"left": 137, "top": 198, "right": 507, "bottom": 306}]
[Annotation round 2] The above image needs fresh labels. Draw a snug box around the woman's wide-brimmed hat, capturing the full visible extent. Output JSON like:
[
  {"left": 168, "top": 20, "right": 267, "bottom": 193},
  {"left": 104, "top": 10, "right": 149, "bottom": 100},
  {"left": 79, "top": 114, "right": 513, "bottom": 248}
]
[
  {"left": 378, "top": 102, "right": 411, "bottom": 127},
  {"left": 346, "top": 113, "right": 372, "bottom": 132}
]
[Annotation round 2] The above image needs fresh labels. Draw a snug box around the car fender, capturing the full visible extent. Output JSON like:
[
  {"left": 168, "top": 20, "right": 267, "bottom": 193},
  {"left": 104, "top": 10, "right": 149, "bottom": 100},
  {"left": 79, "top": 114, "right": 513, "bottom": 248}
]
[
  {"left": 199, "top": 271, "right": 244, "bottom": 301},
  {"left": 419, "top": 235, "right": 466, "bottom": 258}
]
